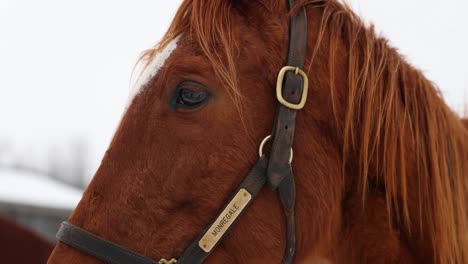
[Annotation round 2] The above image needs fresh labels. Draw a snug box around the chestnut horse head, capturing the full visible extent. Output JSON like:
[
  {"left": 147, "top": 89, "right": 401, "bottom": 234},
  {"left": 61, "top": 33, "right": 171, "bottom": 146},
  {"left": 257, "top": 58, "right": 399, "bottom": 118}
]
[{"left": 48, "top": 0, "right": 468, "bottom": 263}]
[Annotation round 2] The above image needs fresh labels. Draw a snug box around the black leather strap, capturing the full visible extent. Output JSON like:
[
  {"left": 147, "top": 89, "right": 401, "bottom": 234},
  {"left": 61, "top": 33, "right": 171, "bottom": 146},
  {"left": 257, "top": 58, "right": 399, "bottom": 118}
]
[
  {"left": 266, "top": 1, "right": 308, "bottom": 189},
  {"left": 265, "top": 2, "right": 307, "bottom": 263},
  {"left": 278, "top": 168, "right": 296, "bottom": 263},
  {"left": 56, "top": 222, "right": 157, "bottom": 264}
]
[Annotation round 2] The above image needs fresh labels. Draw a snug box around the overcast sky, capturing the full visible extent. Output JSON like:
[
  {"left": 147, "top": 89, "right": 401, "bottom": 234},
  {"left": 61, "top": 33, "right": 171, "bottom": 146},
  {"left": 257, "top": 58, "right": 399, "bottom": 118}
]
[{"left": 0, "top": 0, "right": 466, "bottom": 182}]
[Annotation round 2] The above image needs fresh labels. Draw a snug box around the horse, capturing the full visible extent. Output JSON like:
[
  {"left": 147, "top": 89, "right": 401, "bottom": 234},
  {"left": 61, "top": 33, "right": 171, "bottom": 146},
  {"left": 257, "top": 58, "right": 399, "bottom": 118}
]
[
  {"left": 0, "top": 216, "right": 53, "bottom": 263},
  {"left": 48, "top": 0, "right": 468, "bottom": 263}
]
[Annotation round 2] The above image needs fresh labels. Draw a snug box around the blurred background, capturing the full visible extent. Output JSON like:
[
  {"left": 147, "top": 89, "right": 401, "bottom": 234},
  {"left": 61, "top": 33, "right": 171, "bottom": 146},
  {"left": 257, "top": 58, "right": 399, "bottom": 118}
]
[{"left": 0, "top": 0, "right": 466, "bottom": 244}]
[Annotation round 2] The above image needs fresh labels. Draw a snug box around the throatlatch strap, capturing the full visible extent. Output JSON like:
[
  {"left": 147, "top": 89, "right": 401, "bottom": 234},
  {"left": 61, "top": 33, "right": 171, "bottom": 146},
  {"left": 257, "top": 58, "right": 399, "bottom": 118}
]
[
  {"left": 266, "top": 1, "right": 307, "bottom": 264},
  {"left": 278, "top": 167, "right": 296, "bottom": 263}
]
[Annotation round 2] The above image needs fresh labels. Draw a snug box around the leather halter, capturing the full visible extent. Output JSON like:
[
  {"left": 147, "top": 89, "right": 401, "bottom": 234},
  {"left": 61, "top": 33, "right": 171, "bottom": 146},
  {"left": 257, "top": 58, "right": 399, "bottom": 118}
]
[{"left": 56, "top": 1, "right": 308, "bottom": 263}]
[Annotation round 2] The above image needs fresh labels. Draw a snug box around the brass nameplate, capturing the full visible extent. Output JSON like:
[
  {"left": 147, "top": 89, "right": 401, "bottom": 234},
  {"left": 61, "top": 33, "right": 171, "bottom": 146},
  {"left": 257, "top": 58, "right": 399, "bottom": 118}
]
[{"left": 198, "top": 188, "right": 252, "bottom": 253}]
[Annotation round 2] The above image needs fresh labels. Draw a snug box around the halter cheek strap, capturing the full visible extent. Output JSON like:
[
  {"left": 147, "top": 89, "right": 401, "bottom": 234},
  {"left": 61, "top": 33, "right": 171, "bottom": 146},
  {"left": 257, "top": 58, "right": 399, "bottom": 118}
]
[
  {"left": 267, "top": 0, "right": 308, "bottom": 190},
  {"left": 56, "top": 1, "right": 308, "bottom": 263},
  {"left": 267, "top": 2, "right": 308, "bottom": 262}
]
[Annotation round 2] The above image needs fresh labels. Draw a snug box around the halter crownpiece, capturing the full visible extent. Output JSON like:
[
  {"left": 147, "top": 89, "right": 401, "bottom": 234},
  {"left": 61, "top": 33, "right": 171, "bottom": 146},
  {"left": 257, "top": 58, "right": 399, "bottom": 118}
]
[{"left": 56, "top": 0, "right": 308, "bottom": 263}]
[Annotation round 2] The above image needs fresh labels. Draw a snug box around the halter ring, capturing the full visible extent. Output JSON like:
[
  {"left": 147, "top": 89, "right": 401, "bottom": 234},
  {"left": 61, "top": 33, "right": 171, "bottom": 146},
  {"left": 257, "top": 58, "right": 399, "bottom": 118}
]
[{"left": 258, "top": 135, "right": 293, "bottom": 164}]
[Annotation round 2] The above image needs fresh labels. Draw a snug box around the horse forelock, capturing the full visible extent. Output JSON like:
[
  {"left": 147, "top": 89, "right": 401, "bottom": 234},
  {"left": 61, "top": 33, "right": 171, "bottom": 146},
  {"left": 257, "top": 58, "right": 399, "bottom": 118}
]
[{"left": 135, "top": 0, "right": 243, "bottom": 110}]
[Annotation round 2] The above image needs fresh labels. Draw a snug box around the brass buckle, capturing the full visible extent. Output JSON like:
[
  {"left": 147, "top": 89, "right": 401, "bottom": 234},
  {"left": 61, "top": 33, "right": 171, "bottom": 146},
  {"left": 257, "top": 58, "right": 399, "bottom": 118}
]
[
  {"left": 158, "top": 258, "right": 177, "bottom": 264},
  {"left": 276, "top": 66, "right": 309, "bottom": 110},
  {"left": 259, "top": 135, "right": 293, "bottom": 164}
]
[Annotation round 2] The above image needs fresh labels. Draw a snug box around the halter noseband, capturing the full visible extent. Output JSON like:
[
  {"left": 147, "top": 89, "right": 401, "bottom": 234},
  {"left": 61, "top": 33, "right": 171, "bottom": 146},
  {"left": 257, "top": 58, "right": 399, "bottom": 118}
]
[{"left": 56, "top": 1, "right": 308, "bottom": 263}]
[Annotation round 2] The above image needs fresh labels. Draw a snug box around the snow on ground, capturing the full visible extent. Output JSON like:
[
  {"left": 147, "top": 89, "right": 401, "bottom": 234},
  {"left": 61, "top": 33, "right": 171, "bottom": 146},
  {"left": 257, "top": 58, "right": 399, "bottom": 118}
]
[{"left": 0, "top": 169, "right": 82, "bottom": 210}]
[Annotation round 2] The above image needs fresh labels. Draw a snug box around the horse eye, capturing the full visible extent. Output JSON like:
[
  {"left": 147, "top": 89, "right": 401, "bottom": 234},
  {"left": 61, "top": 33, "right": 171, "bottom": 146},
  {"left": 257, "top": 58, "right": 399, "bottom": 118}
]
[{"left": 170, "top": 81, "right": 210, "bottom": 109}]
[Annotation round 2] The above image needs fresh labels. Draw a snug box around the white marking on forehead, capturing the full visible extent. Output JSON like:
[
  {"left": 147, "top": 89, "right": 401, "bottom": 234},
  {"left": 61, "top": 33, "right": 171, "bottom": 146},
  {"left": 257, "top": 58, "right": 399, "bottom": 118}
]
[{"left": 127, "top": 36, "right": 181, "bottom": 107}]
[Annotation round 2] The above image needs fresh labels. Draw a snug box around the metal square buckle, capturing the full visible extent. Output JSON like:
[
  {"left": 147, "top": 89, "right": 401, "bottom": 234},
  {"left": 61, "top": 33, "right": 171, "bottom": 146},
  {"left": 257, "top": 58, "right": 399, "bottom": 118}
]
[
  {"left": 276, "top": 66, "right": 309, "bottom": 110},
  {"left": 158, "top": 258, "right": 177, "bottom": 264}
]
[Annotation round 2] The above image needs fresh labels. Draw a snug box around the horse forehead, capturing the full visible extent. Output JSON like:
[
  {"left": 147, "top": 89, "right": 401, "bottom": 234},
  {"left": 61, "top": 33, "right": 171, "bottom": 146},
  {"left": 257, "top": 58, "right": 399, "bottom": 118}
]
[{"left": 127, "top": 36, "right": 181, "bottom": 106}]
